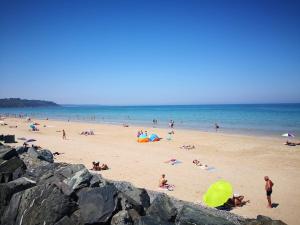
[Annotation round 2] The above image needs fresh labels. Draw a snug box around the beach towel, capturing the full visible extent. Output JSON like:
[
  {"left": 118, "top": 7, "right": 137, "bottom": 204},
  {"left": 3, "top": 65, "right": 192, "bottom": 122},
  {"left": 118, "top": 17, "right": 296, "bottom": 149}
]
[
  {"left": 158, "top": 184, "right": 175, "bottom": 191},
  {"left": 206, "top": 166, "right": 216, "bottom": 172},
  {"left": 164, "top": 159, "right": 182, "bottom": 165}
]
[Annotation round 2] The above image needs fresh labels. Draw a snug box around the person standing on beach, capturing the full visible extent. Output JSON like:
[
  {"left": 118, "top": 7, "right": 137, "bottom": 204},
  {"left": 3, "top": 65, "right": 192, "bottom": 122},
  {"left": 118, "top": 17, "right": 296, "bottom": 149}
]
[
  {"left": 62, "top": 129, "right": 66, "bottom": 140},
  {"left": 215, "top": 123, "right": 220, "bottom": 132},
  {"left": 264, "top": 176, "right": 274, "bottom": 208}
]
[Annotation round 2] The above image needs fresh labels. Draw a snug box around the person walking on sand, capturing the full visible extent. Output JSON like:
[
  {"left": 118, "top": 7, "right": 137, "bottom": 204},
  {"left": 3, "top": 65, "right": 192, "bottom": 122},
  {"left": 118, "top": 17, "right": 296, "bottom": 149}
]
[
  {"left": 215, "top": 123, "right": 220, "bottom": 132},
  {"left": 62, "top": 129, "right": 66, "bottom": 140},
  {"left": 264, "top": 176, "right": 274, "bottom": 208}
]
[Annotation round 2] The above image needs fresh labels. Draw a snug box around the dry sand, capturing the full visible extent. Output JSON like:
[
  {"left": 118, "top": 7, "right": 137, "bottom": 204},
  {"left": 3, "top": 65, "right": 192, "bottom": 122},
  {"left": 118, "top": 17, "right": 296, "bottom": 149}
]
[{"left": 1, "top": 117, "right": 300, "bottom": 225}]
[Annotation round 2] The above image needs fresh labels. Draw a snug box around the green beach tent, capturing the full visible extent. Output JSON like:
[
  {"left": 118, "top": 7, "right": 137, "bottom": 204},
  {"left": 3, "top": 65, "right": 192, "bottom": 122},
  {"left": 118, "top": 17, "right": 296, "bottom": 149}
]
[{"left": 203, "top": 180, "right": 233, "bottom": 207}]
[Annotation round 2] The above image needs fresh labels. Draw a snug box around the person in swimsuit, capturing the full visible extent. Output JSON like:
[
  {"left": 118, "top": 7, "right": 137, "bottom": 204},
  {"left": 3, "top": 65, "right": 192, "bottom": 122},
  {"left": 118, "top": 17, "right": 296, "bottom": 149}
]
[
  {"left": 159, "top": 174, "right": 168, "bottom": 187},
  {"left": 264, "top": 176, "right": 274, "bottom": 208}
]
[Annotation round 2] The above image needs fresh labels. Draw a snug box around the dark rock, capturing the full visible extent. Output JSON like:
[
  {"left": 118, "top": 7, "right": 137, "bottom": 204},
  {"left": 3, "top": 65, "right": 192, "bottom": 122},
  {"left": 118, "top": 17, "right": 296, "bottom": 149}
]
[
  {"left": 3, "top": 135, "right": 15, "bottom": 143},
  {"left": 127, "top": 209, "right": 141, "bottom": 222},
  {"left": 113, "top": 181, "right": 150, "bottom": 210},
  {"left": 118, "top": 192, "right": 144, "bottom": 215},
  {"left": 147, "top": 193, "right": 177, "bottom": 222},
  {"left": 77, "top": 184, "right": 118, "bottom": 224},
  {"left": 63, "top": 168, "right": 92, "bottom": 190},
  {"left": 0, "top": 177, "right": 36, "bottom": 219},
  {"left": 111, "top": 210, "right": 133, "bottom": 225},
  {"left": 245, "top": 215, "right": 287, "bottom": 225},
  {"left": 27, "top": 147, "right": 39, "bottom": 158},
  {"left": 15, "top": 146, "right": 28, "bottom": 155},
  {"left": 0, "top": 157, "right": 26, "bottom": 183},
  {"left": 37, "top": 149, "right": 54, "bottom": 163},
  {"left": 175, "top": 205, "right": 235, "bottom": 225},
  {"left": 69, "top": 210, "right": 81, "bottom": 225},
  {"left": 56, "top": 164, "right": 86, "bottom": 179},
  {"left": 136, "top": 215, "right": 173, "bottom": 225},
  {"left": 19, "top": 151, "right": 50, "bottom": 171},
  {"left": 54, "top": 216, "right": 74, "bottom": 225},
  {"left": 1, "top": 183, "right": 77, "bottom": 225},
  {"left": 90, "top": 173, "right": 107, "bottom": 187},
  {"left": 25, "top": 162, "right": 63, "bottom": 183},
  {"left": 0, "top": 147, "right": 17, "bottom": 160}
]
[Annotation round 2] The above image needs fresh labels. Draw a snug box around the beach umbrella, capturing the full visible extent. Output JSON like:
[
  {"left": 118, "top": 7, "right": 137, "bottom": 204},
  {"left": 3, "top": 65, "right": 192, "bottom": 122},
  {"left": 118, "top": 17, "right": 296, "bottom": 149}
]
[
  {"left": 203, "top": 180, "right": 233, "bottom": 207},
  {"left": 26, "top": 139, "right": 36, "bottom": 143},
  {"left": 281, "top": 133, "right": 295, "bottom": 138}
]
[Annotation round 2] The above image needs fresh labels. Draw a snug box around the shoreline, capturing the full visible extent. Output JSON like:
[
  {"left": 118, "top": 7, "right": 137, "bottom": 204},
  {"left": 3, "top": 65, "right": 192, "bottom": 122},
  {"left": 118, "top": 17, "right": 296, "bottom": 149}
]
[
  {"left": 0, "top": 114, "right": 290, "bottom": 139},
  {"left": 1, "top": 117, "right": 300, "bottom": 225}
]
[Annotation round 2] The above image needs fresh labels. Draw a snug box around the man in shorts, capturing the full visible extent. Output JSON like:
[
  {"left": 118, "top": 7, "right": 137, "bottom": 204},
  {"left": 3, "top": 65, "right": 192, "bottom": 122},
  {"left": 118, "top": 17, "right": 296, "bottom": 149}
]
[{"left": 264, "top": 176, "right": 274, "bottom": 208}]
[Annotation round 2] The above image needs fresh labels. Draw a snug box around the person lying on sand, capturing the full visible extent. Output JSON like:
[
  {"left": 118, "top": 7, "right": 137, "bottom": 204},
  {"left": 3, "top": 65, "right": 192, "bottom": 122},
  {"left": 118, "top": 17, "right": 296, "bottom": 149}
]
[
  {"left": 80, "top": 130, "right": 95, "bottom": 135},
  {"left": 285, "top": 141, "right": 300, "bottom": 146},
  {"left": 123, "top": 124, "right": 129, "bottom": 127},
  {"left": 91, "top": 161, "right": 109, "bottom": 171},
  {"left": 180, "top": 145, "right": 195, "bottom": 150},
  {"left": 53, "top": 152, "right": 64, "bottom": 156},
  {"left": 9, "top": 125, "right": 18, "bottom": 128},
  {"left": 193, "top": 159, "right": 208, "bottom": 169},
  {"left": 227, "top": 195, "right": 250, "bottom": 207}
]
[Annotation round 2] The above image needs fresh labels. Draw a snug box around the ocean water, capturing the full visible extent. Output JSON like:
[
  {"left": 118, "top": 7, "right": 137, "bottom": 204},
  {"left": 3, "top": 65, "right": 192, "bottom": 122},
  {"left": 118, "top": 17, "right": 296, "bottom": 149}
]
[{"left": 0, "top": 104, "right": 300, "bottom": 137}]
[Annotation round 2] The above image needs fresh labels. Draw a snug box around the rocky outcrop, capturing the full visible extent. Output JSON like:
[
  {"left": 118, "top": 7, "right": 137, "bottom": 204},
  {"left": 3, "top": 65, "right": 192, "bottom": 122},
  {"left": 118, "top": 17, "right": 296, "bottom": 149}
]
[{"left": 0, "top": 143, "right": 287, "bottom": 225}]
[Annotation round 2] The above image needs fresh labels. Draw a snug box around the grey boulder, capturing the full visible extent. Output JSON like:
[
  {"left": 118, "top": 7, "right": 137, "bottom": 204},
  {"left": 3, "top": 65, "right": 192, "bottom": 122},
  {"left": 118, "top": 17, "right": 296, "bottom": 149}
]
[
  {"left": 1, "top": 183, "right": 77, "bottom": 225},
  {"left": 113, "top": 181, "right": 150, "bottom": 210},
  {"left": 111, "top": 210, "right": 134, "bottom": 225},
  {"left": 147, "top": 193, "right": 177, "bottom": 222},
  {"left": 245, "top": 215, "right": 287, "bottom": 225},
  {"left": 37, "top": 149, "right": 54, "bottom": 163},
  {"left": 175, "top": 205, "right": 235, "bottom": 225},
  {"left": 77, "top": 184, "right": 118, "bottom": 224},
  {"left": 0, "top": 147, "right": 17, "bottom": 160},
  {"left": 0, "top": 157, "right": 26, "bottom": 183},
  {"left": 63, "top": 168, "right": 92, "bottom": 190}
]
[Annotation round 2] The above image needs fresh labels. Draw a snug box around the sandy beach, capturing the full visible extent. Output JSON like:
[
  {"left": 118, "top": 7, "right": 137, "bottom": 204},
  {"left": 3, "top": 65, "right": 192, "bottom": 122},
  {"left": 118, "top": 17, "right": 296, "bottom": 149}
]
[{"left": 1, "top": 117, "right": 300, "bottom": 225}]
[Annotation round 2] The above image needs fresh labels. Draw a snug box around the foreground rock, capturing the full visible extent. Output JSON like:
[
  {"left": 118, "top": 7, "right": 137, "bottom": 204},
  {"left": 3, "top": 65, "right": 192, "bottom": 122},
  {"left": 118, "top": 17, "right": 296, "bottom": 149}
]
[{"left": 0, "top": 144, "right": 287, "bottom": 225}]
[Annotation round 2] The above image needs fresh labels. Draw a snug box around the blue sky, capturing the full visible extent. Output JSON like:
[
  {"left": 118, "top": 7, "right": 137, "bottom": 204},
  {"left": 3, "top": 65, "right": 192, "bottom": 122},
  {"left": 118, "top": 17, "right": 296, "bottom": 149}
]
[{"left": 0, "top": 0, "right": 300, "bottom": 105}]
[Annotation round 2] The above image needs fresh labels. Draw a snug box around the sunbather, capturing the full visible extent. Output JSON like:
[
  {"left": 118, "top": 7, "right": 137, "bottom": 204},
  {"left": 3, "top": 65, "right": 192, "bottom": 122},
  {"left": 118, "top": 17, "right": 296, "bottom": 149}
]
[
  {"left": 285, "top": 141, "right": 300, "bottom": 146},
  {"left": 159, "top": 174, "right": 174, "bottom": 190},
  {"left": 91, "top": 161, "right": 109, "bottom": 171},
  {"left": 192, "top": 159, "right": 208, "bottom": 169},
  {"left": 53, "top": 152, "right": 64, "bottom": 156},
  {"left": 81, "top": 130, "right": 94, "bottom": 135},
  {"left": 227, "top": 195, "right": 250, "bottom": 207},
  {"left": 159, "top": 174, "right": 168, "bottom": 187},
  {"left": 180, "top": 145, "right": 195, "bottom": 150}
]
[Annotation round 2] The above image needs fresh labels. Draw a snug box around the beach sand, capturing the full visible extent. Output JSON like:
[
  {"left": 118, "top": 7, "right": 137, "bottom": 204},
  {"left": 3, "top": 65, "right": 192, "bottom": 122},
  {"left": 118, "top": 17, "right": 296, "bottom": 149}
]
[{"left": 1, "top": 117, "right": 300, "bottom": 225}]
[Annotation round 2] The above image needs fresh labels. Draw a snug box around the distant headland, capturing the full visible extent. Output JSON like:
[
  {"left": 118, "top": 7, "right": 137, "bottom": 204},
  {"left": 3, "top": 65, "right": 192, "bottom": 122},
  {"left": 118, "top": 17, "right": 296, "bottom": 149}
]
[{"left": 0, "top": 98, "right": 60, "bottom": 108}]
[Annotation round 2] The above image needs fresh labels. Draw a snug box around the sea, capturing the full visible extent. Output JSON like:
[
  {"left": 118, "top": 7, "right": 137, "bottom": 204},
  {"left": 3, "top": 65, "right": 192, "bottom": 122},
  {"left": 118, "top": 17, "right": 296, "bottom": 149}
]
[{"left": 0, "top": 104, "right": 300, "bottom": 137}]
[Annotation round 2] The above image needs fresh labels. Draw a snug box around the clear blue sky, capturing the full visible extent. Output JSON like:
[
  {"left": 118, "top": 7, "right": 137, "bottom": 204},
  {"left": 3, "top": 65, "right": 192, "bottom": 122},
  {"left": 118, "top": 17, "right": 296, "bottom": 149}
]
[{"left": 0, "top": 0, "right": 300, "bottom": 105}]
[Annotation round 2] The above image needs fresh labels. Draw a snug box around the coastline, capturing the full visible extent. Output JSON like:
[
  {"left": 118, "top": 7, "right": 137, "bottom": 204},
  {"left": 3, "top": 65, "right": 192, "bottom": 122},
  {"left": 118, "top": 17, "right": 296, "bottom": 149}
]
[
  {"left": 0, "top": 114, "right": 293, "bottom": 139},
  {"left": 1, "top": 117, "right": 300, "bottom": 225},
  {"left": 1, "top": 103, "right": 299, "bottom": 138}
]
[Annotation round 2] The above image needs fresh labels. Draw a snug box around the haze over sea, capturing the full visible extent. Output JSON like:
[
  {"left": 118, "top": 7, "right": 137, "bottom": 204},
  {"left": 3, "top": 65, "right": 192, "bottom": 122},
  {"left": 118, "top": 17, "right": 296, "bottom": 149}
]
[{"left": 1, "top": 104, "right": 300, "bottom": 136}]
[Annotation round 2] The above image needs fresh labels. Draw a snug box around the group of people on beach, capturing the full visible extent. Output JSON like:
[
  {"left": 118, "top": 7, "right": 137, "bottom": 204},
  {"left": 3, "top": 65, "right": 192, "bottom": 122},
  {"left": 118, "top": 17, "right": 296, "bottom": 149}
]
[
  {"left": 137, "top": 130, "right": 148, "bottom": 137},
  {"left": 158, "top": 175, "right": 274, "bottom": 209}
]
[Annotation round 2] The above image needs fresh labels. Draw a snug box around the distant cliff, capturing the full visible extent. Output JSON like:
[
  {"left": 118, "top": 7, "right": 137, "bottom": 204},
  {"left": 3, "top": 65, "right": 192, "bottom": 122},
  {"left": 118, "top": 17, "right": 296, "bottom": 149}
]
[{"left": 0, "top": 98, "right": 59, "bottom": 108}]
